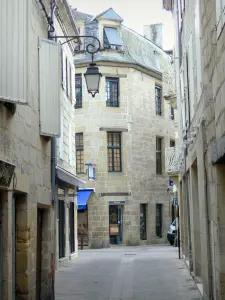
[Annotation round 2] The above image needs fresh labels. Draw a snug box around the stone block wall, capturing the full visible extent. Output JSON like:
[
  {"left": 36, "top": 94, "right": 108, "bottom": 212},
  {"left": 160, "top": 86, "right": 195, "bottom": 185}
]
[
  {"left": 75, "top": 64, "right": 176, "bottom": 248},
  {"left": 172, "top": 0, "right": 225, "bottom": 299},
  {"left": 0, "top": 1, "right": 55, "bottom": 299}
]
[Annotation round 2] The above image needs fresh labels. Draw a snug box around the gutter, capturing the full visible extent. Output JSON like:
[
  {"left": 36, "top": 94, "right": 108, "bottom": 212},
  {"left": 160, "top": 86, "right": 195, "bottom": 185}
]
[
  {"left": 49, "top": 2, "right": 57, "bottom": 299},
  {"left": 75, "top": 59, "right": 162, "bottom": 80}
]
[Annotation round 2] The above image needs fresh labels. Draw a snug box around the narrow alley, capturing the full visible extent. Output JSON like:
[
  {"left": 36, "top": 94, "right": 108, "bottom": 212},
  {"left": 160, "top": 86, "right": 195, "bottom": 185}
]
[{"left": 55, "top": 245, "right": 201, "bottom": 300}]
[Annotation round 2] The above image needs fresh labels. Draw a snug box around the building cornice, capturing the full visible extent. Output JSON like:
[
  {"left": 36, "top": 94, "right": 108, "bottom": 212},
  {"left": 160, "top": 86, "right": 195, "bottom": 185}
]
[{"left": 75, "top": 60, "right": 162, "bottom": 80}]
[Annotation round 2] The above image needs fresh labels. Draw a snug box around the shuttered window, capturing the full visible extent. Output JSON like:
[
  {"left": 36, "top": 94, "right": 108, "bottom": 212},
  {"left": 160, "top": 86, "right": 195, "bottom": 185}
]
[
  {"left": 39, "top": 38, "right": 61, "bottom": 137},
  {"left": 0, "top": 0, "right": 30, "bottom": 104}
]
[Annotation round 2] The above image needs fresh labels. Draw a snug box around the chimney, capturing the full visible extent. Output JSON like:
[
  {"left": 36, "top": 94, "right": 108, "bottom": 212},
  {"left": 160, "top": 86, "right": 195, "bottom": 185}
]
[{"left": 144, "top": 24, "right": 163, "bottom": 48}]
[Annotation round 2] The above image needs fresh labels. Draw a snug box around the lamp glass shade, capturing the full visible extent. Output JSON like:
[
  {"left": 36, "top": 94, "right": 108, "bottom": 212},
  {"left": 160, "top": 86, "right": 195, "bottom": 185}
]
[{"left": 84, "top": 64, "right": 102, "bottom": 97}]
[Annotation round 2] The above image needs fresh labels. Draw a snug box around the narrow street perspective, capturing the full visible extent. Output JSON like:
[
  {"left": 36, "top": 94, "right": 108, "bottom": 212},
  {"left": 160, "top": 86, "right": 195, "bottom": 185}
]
[
  {"left": 56, "top": 245, "right": 201, "bottom": 300},
  {"left": 1, "top": 0, "right": 225, "bottom": 299}
]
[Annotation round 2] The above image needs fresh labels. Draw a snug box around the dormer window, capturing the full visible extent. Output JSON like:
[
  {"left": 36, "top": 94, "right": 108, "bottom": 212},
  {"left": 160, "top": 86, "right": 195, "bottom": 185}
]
[{"left": 103, "top": 27, "right": 122, "bottom": 50}]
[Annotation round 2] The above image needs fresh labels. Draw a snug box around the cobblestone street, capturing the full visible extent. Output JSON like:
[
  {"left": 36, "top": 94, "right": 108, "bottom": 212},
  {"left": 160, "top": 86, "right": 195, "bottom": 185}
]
[{"left": 55, "top": 245, "right": 202, "bottom": 300}]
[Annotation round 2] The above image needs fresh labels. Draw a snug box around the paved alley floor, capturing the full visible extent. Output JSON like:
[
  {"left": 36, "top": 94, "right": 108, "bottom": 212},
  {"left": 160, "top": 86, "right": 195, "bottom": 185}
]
[{"left": 55, "top": 245, "right": 202, "bottom": 300}]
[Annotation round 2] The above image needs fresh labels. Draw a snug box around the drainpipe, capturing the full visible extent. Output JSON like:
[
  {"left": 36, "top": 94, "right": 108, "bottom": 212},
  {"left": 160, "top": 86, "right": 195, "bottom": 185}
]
[
  {"left": 49, "top": 1, "right": 57, "bottom": 299},
  {"left": 184, "top": 141, "right": 193, "bottom": 273},
  {"left": 202, "top": 120, "right": 213, "bottom": 299}
]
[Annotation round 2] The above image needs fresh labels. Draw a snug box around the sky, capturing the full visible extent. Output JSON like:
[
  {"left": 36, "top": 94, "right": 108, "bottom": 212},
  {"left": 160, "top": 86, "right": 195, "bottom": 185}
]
[{"left": 69, "top": 0, "right": 174, "bottom": 50}]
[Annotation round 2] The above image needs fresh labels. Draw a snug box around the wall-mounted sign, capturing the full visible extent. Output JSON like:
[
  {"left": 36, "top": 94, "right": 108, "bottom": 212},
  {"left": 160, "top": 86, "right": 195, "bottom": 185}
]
[
  {"left": 85, "top": 163, "right": 96, "bottom": 181},
  {"left": 109, "top": 200, "right": 126, "bottom": 205},
  {"left": 0, "top": 160, "right": 15, "bottom": 188},
  {"left": 173, "top": 199, "right": 178, "bottom": 206}
]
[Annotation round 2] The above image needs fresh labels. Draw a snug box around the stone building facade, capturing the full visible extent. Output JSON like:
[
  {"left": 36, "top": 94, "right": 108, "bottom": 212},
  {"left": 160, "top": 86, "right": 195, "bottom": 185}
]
[
  {"left": 53, "top": 1, "right": 85, "bottom": 271},
  {"left": 73, "top": 8, "right": 177, "bottom": 249},
  {"left": 0, "top": 0, "right": 82, "bottom": 299},
  {"left": 163, "top": 0, "right": 225, "bottom": 299}
]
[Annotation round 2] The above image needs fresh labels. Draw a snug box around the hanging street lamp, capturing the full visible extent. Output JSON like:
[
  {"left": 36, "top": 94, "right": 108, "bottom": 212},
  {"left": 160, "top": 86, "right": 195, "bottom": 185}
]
[
  {"left": 54, "top": 35, "right": 102, "bottom": 98},
  {"left": 84, "top": 63, "right": 102, "bottom": 97}
]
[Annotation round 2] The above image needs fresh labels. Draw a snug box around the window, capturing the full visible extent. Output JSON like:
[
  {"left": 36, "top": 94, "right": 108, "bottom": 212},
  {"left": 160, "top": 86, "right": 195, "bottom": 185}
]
[
  {"left": 155, "top": 86, "right": 162, "bottom": 116},
  {"left": 140, "top": 204, "right": 147, "bottom": 240},
  {"left": 75, "top": 74, "right": 82, "bottom": 108},
  {"left": 107, "top": 132, "right": 122, "bottom": 172},
  {"left": 61, "top": 48, "right": 64, "bottom": 88},
  {"left": 169, "top": 106, "right": 175, "bottom": 120},
  {"left": 216, "top": 0, "right": 225, "bottom": 37},
  {"left": 66, "top": 57, "right": 69, "bottom": 97},
  {"left": 156, "top": 204, "right": 162, "bottom": 238},
  {"left": 106, "top": 78, "right": 119, "bottom": 107},
  {"left": 104, "top": 27, "right": 122, "bottom": 50},
  {"left": 170, "top": 140, "right": 175, "bottom": 147},
  {"left": 76, "top": 133, "right": 84, "bottom": 173},
  {"left": 156, "top": 137, "right": 163, "bottom": 175},
  {"left": 69, "top": 65, "right": 72, "bottom": 100}
]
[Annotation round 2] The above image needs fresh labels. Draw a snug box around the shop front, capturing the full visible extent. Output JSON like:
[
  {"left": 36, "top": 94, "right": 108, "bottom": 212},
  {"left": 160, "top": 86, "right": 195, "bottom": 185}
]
[
  {"left": 77, "top": 189, "right": 94, "bottom": 248},
  {"left": 109, "top": 201, "right": 125, "bottom": 245}
]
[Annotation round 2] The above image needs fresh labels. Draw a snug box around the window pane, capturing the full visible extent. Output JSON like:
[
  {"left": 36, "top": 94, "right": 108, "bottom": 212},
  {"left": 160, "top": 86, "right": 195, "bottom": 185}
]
[
  {"left": 106, "top": 78, "right": 119, "bottom": 107},
  {"left": 155, "top": 86, "right": 162, "bottom": 116},
  {"left": 107, "top": 132, "right": 122, "bottom": 172},
  {"left": 76, "top": 133, "right": 84, "bottom": 173},
  {"left": 75, "top": 74, "right": 82, "bottom": 109}
]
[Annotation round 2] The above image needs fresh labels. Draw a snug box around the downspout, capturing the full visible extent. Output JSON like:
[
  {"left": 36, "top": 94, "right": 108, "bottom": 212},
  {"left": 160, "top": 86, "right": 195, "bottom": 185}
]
[
  {"left": 49, "top": 1, "right": 57, "bottom": 299},
  {"left": 202, "top": 120, "right": 213, "bottom": 299},
  {"left": 184, "top": 142, "right": 193, "bottom": 273}
]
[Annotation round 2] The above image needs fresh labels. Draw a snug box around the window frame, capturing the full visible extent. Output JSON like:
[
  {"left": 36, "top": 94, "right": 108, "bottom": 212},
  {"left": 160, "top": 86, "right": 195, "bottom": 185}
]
[
  {"left": 169, "top": 105, "right": 175, "bottom": 120},
  {"left": 106, "top": 77, "right": 120, "bottom": 107},
  {"left": 107, "top": 132, "right": 122, "bottom": 172},
  {"left": 75, "top": 74, "right": 83, "bottom": 109},
  {"left": 103, "top": 27, "right": 122, "bottom": 50},
  {"left": 75, "top": 133, "right": 84, "bottom": 174},
  {"left": 156, "top": 137, "right": 163, "bottom": 175},
  {"left": 170, "top": 140, "right": 175, "bottom": 147},
  {"left": 65, "top": 56, "right": 69, "bottom": 97},
  {"left": 155, "top": 85, "right": 162, "bottom": 116}
]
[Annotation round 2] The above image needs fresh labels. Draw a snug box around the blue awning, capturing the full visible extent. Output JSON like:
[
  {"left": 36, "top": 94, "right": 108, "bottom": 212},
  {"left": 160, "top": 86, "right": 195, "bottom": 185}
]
[
  {"left": 104, "top": 27, "right": 122, "bottom": 46},
  {"left": 77, "top": 189, "right": 94, "bottom": 210}
]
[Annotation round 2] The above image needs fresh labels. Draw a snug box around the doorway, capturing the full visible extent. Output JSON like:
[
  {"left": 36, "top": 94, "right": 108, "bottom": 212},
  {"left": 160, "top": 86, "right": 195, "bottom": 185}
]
[
  {"left": 109, "top": 205, "right": 123, "bottom": 245},
  {"left": 0, "top": 193, "right": 2, "bottom": 299},
  {"left": 58, "top": 200, "right": 65, "bottom": 258},
  {"left": 140, "top": 204, "right": 147, "bottom": 240},
  {"left": 36, "top": 208, "right": 43, "bottom": 300},
  {"left": 69, "top": 202, "right": 75, "bottom": 253}
]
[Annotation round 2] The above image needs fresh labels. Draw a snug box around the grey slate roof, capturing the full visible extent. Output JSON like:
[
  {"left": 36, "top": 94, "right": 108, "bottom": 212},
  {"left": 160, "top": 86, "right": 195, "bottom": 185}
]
[
  {"left": 91, "top": 8, "right": 123, "bottom": 22},
  {"left": 72, "top": 9, "right": 93, "bottom": 22},
  {"left": 74, "top": 8, "right": 171, "bottom": 75}
]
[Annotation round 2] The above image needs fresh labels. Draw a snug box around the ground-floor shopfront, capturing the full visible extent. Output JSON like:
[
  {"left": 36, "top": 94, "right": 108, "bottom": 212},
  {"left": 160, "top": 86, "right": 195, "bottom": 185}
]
[
  {"left": 55, "top": 167, "right": 85, "bottom": 269},
  {"left": 0, "top": 185, "right": 54, "bottom": 300},
  {"left": 77, "top": 191, "right": 171, "bottom": 249}
]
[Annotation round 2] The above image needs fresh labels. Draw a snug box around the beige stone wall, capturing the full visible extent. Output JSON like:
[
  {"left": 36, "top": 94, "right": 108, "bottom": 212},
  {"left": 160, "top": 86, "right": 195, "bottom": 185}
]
[
  {"left": 171, "top": 0, "right": 225, "bottom": 299},
  {"left": 75, "top": 64, "right": 177, "bottom": 248}
]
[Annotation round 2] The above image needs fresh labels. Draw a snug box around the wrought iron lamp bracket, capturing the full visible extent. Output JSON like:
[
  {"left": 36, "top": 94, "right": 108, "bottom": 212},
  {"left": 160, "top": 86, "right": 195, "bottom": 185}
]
[{"left": 54, "top": 35, "right": 101, "bottom": 62}]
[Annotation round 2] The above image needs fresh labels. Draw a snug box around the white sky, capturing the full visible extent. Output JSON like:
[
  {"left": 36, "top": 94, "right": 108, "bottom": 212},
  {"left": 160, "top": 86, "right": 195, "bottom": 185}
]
[{"left": 68, "top": 0, "right": 174, "bottom": 50}]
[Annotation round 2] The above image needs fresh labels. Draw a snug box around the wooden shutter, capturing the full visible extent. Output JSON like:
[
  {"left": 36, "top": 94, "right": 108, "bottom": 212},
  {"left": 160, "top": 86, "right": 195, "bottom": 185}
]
[
  {"left": 59, "top": 112, "right": 64, "bottom": 159},
  {"left": 0, "top": 0, "right": 30, "bottom": 104},
  {"left": 39, "top": 38, "right": 61, "bottom": 137}
]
